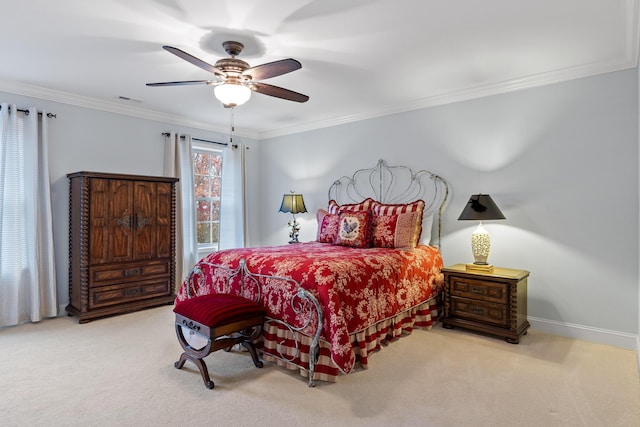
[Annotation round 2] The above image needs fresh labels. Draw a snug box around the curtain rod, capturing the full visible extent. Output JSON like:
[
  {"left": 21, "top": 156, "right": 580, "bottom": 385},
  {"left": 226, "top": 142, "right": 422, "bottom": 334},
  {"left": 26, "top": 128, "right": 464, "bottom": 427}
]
[
  {"left": 162, "top": 132, "right": 248, "bottom": 149},
  {"left": 0, "top": 105, "right": 57, "bottom": 118},
  {"left": 161, "top": 132, "right": 227, "bottom": 147},
  {"left": 194, "top": 137, "right": 227, "bottom": 146}
]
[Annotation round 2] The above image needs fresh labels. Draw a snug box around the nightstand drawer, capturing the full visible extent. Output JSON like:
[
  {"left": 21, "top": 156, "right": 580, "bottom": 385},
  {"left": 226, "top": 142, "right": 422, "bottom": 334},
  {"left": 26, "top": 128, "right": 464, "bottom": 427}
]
[
  {"left": 449, "top": 277, "right": 507, "bottom": 304},
  {"left": 450, "top": 296, "right": 507, "bottom": 327}
]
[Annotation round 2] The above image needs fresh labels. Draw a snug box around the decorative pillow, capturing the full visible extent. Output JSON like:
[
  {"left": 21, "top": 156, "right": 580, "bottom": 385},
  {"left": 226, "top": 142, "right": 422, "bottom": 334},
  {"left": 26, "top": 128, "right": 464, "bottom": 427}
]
[
  {"left": 371, "top": 199, "right": 425, "bottom": 246},
  {"left": 327, "top": 198, "right": 375, "bottom": 215},
  {"left": 316, "top": 209, "right": 340, "bottom": 243},
  {"left": 334, "top": 211, "right": 370, "bottom": 248},
  {"left": 371, "top": 199, "right": 425, "bottom": 216},
  {"left": 371, "top": 211, "right": 421, "bottom": 248}
]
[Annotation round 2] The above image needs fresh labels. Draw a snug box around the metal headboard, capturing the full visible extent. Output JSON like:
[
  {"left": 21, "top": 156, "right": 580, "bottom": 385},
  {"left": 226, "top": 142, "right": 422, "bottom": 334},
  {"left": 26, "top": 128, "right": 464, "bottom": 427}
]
[{"left": 327, "top": 159, "right": 449, "bottom": 247}]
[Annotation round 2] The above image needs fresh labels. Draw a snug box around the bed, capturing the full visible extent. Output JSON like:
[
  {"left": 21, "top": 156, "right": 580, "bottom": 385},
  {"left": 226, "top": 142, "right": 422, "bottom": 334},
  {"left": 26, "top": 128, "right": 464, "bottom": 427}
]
[{"left": 176, "top": 159, "right": 449, "bottom": 385}]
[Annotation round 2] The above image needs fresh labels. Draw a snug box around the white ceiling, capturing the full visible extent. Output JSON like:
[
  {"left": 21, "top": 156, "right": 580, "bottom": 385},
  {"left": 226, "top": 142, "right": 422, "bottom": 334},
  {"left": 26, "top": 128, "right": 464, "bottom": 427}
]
[{"left": 0, "top": 0, "right": 637, "bottom": 139}]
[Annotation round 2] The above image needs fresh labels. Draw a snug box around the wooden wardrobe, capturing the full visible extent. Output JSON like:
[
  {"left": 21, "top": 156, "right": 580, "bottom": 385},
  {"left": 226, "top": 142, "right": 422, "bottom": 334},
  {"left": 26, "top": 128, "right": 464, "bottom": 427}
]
[{"left": 67, "top": 172, "right": 179, "bottom": 323}]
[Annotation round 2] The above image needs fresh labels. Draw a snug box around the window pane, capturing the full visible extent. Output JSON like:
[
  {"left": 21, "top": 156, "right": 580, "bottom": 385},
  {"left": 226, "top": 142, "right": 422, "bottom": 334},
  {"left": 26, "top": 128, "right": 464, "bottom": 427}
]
[
  {"left": 194, "top": 152, "right": 209, "bottom": 175},
  {"left": 211, "top": 223, "right": 220, "bottom": 243},
  {"left": 197, "top": 223, "right": 211, "bottom": 244},
  {"left": 211, "top": 177, "right": 222, "bottom": 198},
  {"left": 210, "top": 155, "right": 222, "bottom": 175},
  {"left": 211, "top": 200, "right": 220, "bottom": 221},
  {"left": 195, "top": 176, "right": 210, "bottom": 197},
  {"left": 197, "top": 200, "right": 211, "bottom": 221}
]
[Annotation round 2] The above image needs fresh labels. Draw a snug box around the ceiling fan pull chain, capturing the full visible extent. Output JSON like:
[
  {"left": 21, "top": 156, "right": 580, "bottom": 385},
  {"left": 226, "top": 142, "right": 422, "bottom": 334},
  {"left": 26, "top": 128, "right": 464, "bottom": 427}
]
[{"left": 229, "top": 108, "right": 235, "bottom": 145}]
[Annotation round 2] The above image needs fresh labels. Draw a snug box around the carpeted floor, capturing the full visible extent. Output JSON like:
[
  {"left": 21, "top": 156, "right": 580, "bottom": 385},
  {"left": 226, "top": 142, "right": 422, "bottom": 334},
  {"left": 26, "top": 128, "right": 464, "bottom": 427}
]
[{"left": 1, "top": 305, "right": 638, "bottom": 427}]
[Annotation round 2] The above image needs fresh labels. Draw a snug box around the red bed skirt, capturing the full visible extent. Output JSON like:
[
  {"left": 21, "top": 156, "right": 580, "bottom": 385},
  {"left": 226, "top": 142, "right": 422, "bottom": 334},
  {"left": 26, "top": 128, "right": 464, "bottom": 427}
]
[{"left": 260, "top": 297, "right": 440, "bottom": 383}]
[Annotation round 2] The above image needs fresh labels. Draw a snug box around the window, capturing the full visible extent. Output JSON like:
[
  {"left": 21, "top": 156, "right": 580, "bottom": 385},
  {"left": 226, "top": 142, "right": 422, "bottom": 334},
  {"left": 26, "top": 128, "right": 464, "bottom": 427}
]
[{"left": 192, "top": 143, "right": 223, "bottom": 255}]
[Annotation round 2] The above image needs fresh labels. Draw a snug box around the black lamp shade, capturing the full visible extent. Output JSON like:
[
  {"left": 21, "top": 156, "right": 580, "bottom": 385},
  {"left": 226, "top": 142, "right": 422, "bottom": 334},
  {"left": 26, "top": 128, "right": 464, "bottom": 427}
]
[
  {"left": 279, "top": 194, "right": 308, "bottom": 214},
  {"left": 458, "top": 194, "right": 506, "bottom": 221}
]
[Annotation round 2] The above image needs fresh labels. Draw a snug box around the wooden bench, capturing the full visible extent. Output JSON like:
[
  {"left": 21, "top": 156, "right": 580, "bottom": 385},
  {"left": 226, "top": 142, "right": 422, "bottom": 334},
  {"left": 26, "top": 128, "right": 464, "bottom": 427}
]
[{"left": 174, "top": 293, "right": 266, "bottom": 389}]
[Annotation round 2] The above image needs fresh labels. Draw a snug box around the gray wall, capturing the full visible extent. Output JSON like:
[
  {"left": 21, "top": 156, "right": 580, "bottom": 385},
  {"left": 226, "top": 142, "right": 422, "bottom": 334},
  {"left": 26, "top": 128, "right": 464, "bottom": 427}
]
[
  {"left": 259, "top": 69, "right": 639, "bottom": 348},
  {"left": 2, "top": 68, "right": 638, "bottom": 350},
  {"left": 0, "top": 91, "right": 261, "bottom": 308}
]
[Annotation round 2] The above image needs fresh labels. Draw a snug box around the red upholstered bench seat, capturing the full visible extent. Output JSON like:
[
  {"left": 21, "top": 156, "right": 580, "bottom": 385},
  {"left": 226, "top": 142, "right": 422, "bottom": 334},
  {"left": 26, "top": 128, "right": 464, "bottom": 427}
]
[
  {"left": 174, "top": 293, "right": 266, "bottom": 327},
  {"left": 173, "top": 293, "right": 266, "bottom": 390}
]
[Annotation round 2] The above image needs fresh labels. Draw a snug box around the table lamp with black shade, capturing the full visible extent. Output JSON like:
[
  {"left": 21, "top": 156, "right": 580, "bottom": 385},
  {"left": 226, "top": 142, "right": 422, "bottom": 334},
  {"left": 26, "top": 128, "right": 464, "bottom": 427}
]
[
  {"left": 279, "top": 192, "right": 307, "bottom": 243},
  {"left": 458, "top": 194, "right": 506, "bottom": 272}
]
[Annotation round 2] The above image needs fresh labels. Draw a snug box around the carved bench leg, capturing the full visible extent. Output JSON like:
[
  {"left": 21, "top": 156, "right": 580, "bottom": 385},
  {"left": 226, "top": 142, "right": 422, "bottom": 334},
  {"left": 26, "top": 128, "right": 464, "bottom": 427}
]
[
  {"left": 175, "top": 352, "right": 215, "bottom": 389},
  {"left": 241, "top": 341, "right": 263, "bottom": 368},
  {"left": 174, "top": 352, "right": 188, "bottom": 370}
]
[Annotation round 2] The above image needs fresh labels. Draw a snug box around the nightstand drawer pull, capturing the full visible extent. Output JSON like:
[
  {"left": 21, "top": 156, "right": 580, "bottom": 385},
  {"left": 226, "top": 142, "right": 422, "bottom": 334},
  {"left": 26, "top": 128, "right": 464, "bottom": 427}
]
[
  {"left": 471, "top": 307, "right": 484, "bottom": 315},
  {"left": 471, "top": 286, "right": 485, "bottom": 295}
]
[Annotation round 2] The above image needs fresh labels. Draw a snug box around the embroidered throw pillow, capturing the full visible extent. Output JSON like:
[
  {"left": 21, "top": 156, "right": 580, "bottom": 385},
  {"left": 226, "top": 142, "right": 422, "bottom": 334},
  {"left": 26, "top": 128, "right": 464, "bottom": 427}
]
[
  {"left": 316, "top": 209, "right": 340, "bottom": 243},
  {"left": 371, "top": 211, "right": 422, "bottom": 248},
  {"left": 334, "top": 211, "right": 370, "bottom": 248}
]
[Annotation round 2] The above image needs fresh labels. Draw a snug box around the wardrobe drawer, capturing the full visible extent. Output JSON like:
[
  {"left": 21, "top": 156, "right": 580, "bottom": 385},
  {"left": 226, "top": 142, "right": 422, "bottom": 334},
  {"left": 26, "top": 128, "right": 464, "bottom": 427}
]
[
  {"left": 449, "top": 276, "right": 507, "bottom": 304},
  {"left": 450, "top": 297, "right": 507, "bottom": 327},
  {"left": 89, "top": 278, "right": 171, "bottom": 309},
  {"left": 89, "top": 261, "right": 170, "bottom": 287}
]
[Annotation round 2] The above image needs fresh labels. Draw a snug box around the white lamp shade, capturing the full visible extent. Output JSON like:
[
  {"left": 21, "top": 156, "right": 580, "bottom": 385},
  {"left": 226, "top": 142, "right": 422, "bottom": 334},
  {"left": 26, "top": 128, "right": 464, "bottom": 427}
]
[{"left": 214, "top": 83, "right": 251, "bottom": 107}]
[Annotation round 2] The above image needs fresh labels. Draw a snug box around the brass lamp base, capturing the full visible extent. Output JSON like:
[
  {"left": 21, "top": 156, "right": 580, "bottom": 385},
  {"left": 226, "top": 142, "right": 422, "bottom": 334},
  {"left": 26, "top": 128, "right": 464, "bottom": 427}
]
[{"left": 466, "top": 263, "right": 494, "bottom": 273}]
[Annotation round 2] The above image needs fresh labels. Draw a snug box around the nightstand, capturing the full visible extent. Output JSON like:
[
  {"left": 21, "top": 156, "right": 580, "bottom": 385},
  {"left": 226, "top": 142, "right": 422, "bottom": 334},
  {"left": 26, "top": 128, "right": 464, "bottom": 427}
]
[{"left": 441, "top": 264, "right": 530, "bottom": 344}]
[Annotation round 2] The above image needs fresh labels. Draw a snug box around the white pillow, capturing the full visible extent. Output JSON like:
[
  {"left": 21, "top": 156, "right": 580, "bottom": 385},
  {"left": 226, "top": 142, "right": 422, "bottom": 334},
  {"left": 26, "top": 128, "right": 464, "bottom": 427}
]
[{"left": 419, "top": 213, "right": 434, "bottom": 246}]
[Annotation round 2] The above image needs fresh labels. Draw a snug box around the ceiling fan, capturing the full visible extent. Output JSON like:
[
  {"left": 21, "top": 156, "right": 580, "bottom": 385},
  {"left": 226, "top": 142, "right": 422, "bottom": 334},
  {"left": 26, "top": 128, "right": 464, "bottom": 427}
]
[{"left": 146, "top": 41, "right": 309, "bottom": 108}]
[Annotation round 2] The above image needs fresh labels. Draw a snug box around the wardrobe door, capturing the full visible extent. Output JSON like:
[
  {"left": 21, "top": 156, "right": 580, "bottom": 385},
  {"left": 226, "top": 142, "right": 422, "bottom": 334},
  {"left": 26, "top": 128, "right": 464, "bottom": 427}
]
[
  {"left": 88, "top": 178, "right": 110, "bottom": 265},
  {"left": 108, "top": 179, "right": 134, "bottom": 263},
  {"left": 133, "top": 180, "right": 157, "bottom": 260}
]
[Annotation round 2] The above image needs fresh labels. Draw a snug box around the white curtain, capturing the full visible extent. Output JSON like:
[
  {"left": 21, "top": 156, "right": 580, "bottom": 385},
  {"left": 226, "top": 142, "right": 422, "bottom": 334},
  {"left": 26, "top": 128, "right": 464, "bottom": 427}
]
[
  {"left": 164, "top": 132, "right": 198, "bottom": 286},
  {"left": 0, "top": 103, "right": 57, "bottom": 327},
  {"left": 219, "top": 143, "right": 248, "bottom": 249}
]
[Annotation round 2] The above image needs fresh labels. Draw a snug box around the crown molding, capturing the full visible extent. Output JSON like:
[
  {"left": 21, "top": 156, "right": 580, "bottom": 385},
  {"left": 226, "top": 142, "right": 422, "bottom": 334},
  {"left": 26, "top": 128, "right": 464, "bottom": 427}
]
[
  {"left": 0, "top": 80, "right": 261, "bottom": 140},
  {"left": 259, "top": 56, "right": 638, "bottom": 139},
  {"left": 260, "top": 0, "right": 640, "bottom": 139}
]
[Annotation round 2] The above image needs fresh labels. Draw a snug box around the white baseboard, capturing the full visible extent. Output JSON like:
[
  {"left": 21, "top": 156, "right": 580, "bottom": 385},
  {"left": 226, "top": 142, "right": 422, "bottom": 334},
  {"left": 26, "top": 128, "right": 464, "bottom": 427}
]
[
  {"left": 637, "top": 336, "right": 640, "bottom": 376},
  {"left": 56, "top": 302, "right": 640, "bottom": 362},
  {"left": 529, "top": 316, "right": 638, "bottom": 350}
]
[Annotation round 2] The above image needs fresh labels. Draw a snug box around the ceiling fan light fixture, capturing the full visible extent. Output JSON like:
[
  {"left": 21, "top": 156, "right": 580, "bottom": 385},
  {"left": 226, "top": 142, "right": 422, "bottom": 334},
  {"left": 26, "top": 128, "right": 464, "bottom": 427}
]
[{"left": 214, "top": 83, "right": 251, "bottom": 107}]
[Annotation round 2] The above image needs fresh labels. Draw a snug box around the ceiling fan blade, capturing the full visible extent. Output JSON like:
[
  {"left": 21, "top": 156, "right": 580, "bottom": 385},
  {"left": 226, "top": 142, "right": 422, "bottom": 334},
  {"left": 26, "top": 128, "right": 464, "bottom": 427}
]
[
  {"left": 162, "top": 46, "right": 225, "bottom": 78},
  {"left": 146, "top": 80, "right": 216, "bottom": 87},
  {"left": 248, "top": 82, "right": 309, "bottom": 103},
  {"left": 243, "top": 58, "right": 302, "bottom": 81}
]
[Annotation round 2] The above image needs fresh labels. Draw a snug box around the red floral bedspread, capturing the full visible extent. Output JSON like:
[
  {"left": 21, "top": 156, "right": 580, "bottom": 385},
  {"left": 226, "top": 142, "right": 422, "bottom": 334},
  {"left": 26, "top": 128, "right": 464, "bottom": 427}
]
[{"left": 176, "top": 242, "right": 444, "bottom": 374}]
